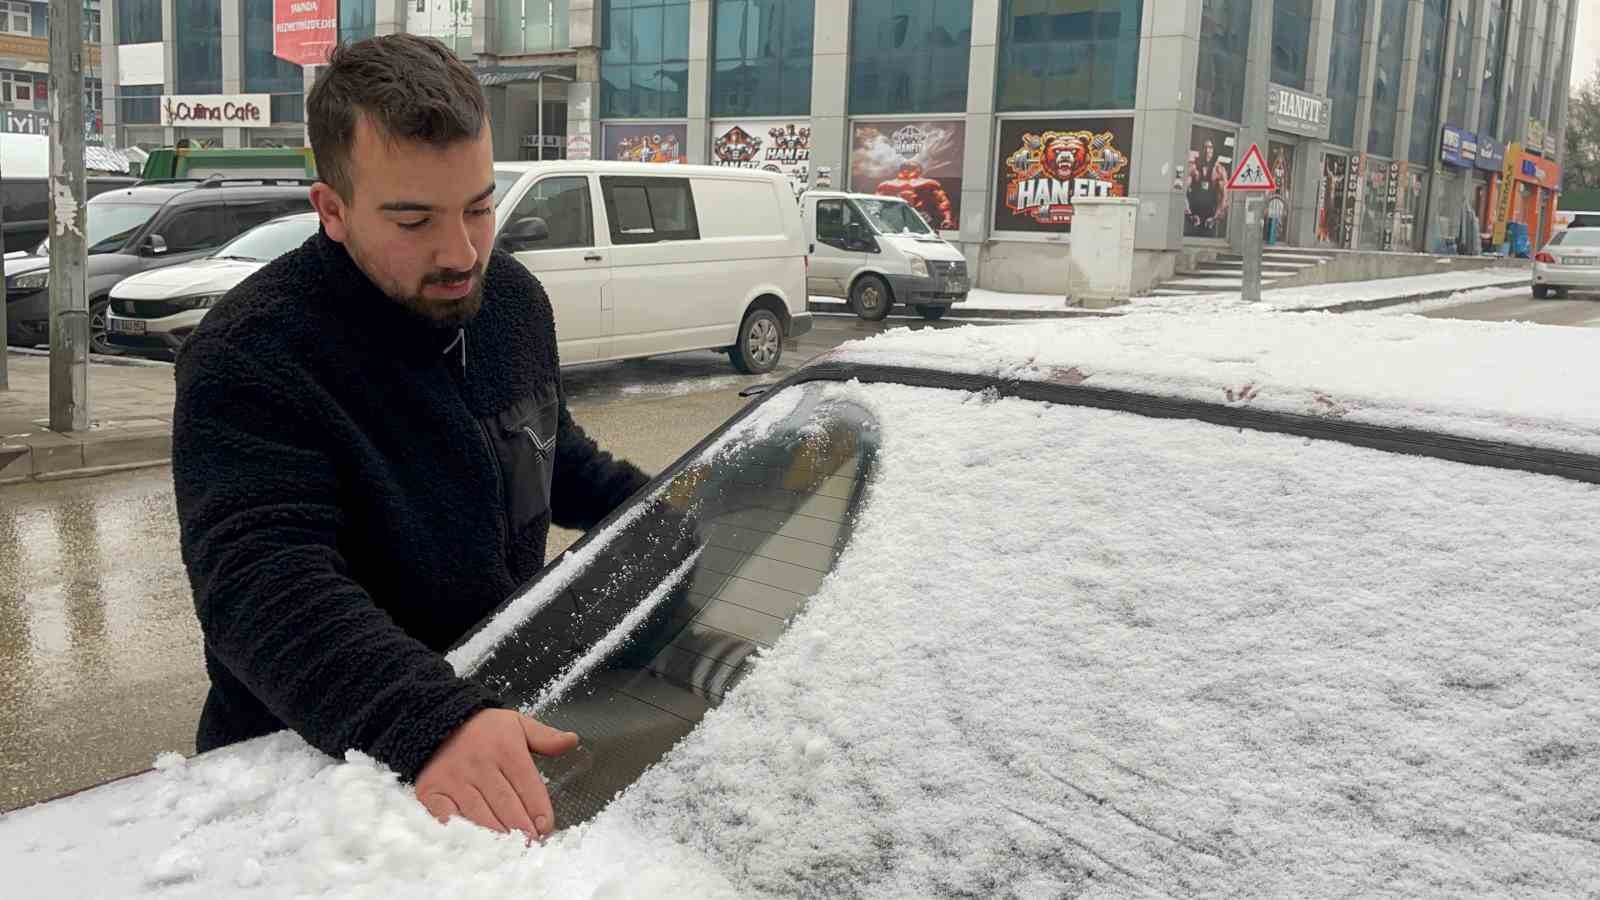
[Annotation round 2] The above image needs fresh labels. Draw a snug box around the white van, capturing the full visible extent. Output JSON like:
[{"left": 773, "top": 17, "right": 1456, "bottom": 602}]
[
  {"left": 493, "top": 161, "right": 810, "bottom": 374},
  {"left": 800, "top": 190, "right": 970, "bottom": 321}
]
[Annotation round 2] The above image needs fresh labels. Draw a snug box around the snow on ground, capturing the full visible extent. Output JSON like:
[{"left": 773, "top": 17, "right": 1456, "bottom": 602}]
[
  {"left": 619, "top": 374, "right": 751, "bottom": 398},
  {"left": 1368, "top": 284, "right": 1532, "bottom": 316},
  {"left": 1128, "top": 267, "right": 1530, "bottom": 313},
  {"left": 7, "top": 381, "right": 1597, "bottom": 896},
  {"left": 810, "top": 289, "right": 1086, "bottom": 313},
  {"left": 829, "top": 309, "right": 1600, "bottom": 456}
]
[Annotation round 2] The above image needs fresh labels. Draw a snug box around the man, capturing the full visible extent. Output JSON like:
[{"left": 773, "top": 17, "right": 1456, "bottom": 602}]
[
  {"left": 1186, "top": 138, "right": 1227, "bottom": 237},
  {"left": 171, "top": 35, "right": 650, "bottom": 841}
]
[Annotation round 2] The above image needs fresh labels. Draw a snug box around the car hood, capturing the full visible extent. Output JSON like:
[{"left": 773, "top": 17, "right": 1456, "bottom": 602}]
[
  {"left": 878, "top": 233, "right": 965, "bottom": 262},
  {"left": 8, "top": 252, "right": 149, "bottom": 280},
  {"left": 110, "top": 258, "right": 265, "bottom": 299}
]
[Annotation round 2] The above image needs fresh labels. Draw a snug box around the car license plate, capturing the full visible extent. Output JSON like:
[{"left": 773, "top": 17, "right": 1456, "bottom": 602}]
[
  {"left": 109, "top": 318, "right": 146, "bottom": 335},
  {"left": 1561, "top": 256, "right": 1596, "bottom": 266}
]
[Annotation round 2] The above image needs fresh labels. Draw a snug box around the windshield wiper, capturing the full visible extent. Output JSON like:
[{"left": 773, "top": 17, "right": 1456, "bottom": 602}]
[{"left": 213, "top": 255, "right": 262, "bottom": 262}]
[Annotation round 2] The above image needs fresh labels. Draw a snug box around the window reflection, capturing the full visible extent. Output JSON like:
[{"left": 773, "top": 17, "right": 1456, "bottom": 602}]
[
  {"left": 849, "top": 0, "right": 972, "bottom": 115},
  {"left": 463, "top": 386, "right": 879, "bottom": 828}
]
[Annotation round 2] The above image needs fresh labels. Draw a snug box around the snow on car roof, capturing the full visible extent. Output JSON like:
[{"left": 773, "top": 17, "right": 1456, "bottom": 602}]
[
  {"left": 824, "top": 310, "right": 1600, "bottom": 456},
  {"left": 4, "top": 339, "right": 1598, "bottom": 897}
]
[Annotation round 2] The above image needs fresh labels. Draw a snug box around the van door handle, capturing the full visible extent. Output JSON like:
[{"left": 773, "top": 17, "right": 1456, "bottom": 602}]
[
  {"left": 583, "top": 253, "right": 603, "bottom": 262},
  {"left": 809, "top": 243, "right": 815, "bottom": 254}
]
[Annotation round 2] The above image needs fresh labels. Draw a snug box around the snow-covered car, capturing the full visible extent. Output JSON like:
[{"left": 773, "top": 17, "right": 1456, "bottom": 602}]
[
  {"left": 105, "top": 213, "right": 322, "bottom": 355},
  {"left": 4, "top": 312, "right": 1599, "bottom": 897},
  {"left": 1532, "top": 226, "right": 1600, "bottom": 298}
]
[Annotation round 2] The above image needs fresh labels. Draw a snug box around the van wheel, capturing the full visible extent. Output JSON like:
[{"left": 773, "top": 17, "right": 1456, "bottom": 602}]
[
  {"left": 1533, "top": 285, "right": 1552, "bottom": 299},
  {"left": 914, "top": 304, "right": 948, "bottom": 321},
  {"left": 729, "top": 308, "right": 783, "bottom": 375},
  {"left": 850, "top": 275, "right": 893, "bottom": 321}
]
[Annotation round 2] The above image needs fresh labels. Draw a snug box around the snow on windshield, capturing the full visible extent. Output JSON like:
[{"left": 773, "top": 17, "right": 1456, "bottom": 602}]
[
  {"left": 4, "top": 381, "right": 1598, "bottom": 897},
  {"left": 830, "top": 311, "right": 1600, "bottom": 456}
]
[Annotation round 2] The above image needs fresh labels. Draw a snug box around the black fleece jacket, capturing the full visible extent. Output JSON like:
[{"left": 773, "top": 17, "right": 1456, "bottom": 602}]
[{"left": 172, "top": 231, "right": 649, "bottom": 781}]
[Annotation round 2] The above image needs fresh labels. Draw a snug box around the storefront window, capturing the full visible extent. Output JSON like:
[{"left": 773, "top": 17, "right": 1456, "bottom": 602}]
[
  {"left": 850, "top": 0, "right": 971, "bottom": 115},
  {"left": 495, "top": 0, "right": 567, "bottom": 56},
  {"left": 340, "top": 0, "right": 376, "bottom": 43},
  {"left": 1407, "top": 0, "right": 1445, "bottom": 164},
  {"left": 996, "top": 0, "right": 1138, "bottom": 113},
  {"left": 242, "top": 0, "right": 304, "bottom": 124},
  {"left": 174, "top": 0, "right": 222, "bottom": 95},
  {"left": 1365, "top": 0, "right": 1407, "bottom": 157},
  {"left": 601, "top": 0, "right": 691, "bottom": 118},
  {"left": 1446, "top": 1, "right": 1474, "bottom": 127},
  {"left": 712, "top": 0, "right": 813, "bottom": 118},
  {"left": 1272, "top": 0, "right": 1313, "bottom": 90},
  {"left": 1478, "top": 1, "right": 1506, "bottom": 139},
  {"left": 1195, "top": 0, "right": 1251, "bottom": 123},
  {"left": 117, "top": 0, "right": 162, "bottom": 44},
  {"left": 1359, "top": 156, "right": 1391, "bottom": 250},
  {"left": 119, "top": 83, "right": 161, "bottom": 125},
  {"left": 1327, "top": 0, "right": 1365, "bottom": 148}
]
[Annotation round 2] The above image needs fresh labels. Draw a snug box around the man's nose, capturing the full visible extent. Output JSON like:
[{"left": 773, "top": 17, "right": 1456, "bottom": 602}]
[{"left": 436, "top": 217, "right": 479, "bottom": 273}]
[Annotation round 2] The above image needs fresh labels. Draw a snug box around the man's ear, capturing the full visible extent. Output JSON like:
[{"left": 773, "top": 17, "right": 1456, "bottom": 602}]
[{"left": 309, "top": 182, "right": 350, "bottom": 243}]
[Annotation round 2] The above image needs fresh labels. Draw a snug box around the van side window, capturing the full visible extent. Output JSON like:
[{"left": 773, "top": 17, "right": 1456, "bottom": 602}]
[
  {"left": 816, "top": 199, "right": 853, "bottom": 248},
  {"left": 509, "top": 177, "right": 594, "bottom": 250},
  {"left": 600, "top": 176, "right": 700, "bottom": 245},
  {"left": 156, "top": 204, "right": 228, "bottom": 253}
]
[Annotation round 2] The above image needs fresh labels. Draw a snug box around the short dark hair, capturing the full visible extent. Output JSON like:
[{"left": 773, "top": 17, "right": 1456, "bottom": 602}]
[{"left": 306, "top": 34, "right": 487, "bottom": 200}]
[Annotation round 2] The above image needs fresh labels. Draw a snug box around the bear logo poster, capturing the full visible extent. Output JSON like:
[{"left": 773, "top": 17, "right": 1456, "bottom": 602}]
[{"left": 994, "top": 118, "right": 1133, "bottom": 234}]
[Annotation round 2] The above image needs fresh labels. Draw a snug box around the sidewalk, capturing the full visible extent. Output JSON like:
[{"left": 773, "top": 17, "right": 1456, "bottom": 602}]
[
  {"left": 0, "top": 350, "right": 174, "bottom": 484},
  {"left": 808, "top": 268, "right": 1532, "bottom": 320}
]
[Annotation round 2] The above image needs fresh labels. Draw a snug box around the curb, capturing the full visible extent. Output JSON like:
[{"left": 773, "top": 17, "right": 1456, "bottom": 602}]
[
  {"left": 0, "top": 428, "right": 172, "bottom": 486},
  {"left": 5, "top": 347, "right": 175, "bottom": 368},
  {"left": 807, "top": 299, "right": 1119, "bottom": 320},
  {"left": 1301, "top": 279, "right": 1528, "bottom": 314}
]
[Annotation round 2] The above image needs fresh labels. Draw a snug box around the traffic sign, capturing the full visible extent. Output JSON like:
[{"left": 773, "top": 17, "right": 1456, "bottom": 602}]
[{"left": 1226, "top": 143, "right": 1277, "bottom": 192}]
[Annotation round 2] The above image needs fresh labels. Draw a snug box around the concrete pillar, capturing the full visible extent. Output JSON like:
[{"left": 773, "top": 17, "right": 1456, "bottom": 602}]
[
  {"left": 101, "top": 0, "right": 120, "bottom": 145},
  {"left": 475, "top": 0, "right": 501, "bottom": 57},
  {"left": 686, "top": 0, "right": 711, "bottom": 164},
  {"left": 1389, "top": 0, "right": 1423, "bottom": 164},
  {"left": 1505, "top": 0, "right": 1531, "bottom": 142},
  {"left": 806, "top": 0, "right": 850, "bottom": 191},
  {"left": 1130, "top": 0, "right": 1201, "bottom": 258},
  {"left": 955, "top": 0, "right": 1001, "bottom": 278},
  {"left": 1289, "top": 0, "right": 1336, "bottom": 246},
  {"left": 221, "top": 0, "right": 243, "bottom": 148},
  {"left": 161, "top": 0, "right": 176, "bottom": 145},
  {"left": 1353, "top": 0, "right": 1381, "bottom": 158},
  {"left": 1430, "top": 1, "right": 1466, "bottom": 251},
  {"left": 1227, "top": 0, "right": 1272, "bottom": 254},
  {"left": 567, "top": 1, "right": 602, "bottom": 160},
  {"left": 1550, "top": 0, "right": 1578, "bottom": 163}
]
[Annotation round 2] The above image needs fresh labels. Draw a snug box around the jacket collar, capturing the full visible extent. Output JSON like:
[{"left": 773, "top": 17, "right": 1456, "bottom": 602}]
[{"left": 310, "top": 228, "right": 470, "bottom": 365}]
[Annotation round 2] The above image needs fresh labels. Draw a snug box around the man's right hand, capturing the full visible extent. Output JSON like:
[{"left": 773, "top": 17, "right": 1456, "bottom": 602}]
[{"left": 414, "top": 708, "right": 579, "bottom": 841}]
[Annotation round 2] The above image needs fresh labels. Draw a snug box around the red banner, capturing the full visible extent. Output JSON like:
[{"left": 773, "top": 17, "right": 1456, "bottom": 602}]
[{"left": 273, "top": 0, "right": 336, "bottom": 67}]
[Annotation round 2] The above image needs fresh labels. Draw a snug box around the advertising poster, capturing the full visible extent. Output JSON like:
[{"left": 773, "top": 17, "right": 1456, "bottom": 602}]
[
  {"left": 1266, "top": 141, "right": 1295, "bottom": 243},
  {"left": 1184, "top": 124, "right": 1235, "bottom": 238},
  {"left": 1361, "top": 157, "right": 1392, "bottom": 251},
  {"left": 849, "top": 119, "right": 966, "bottom": 232},
  {"left": 712, "top": 120, "right": 811, "bottom": 197},
  {"left": 1314, "top": 153, "right": 1342, "bottom": 246},
  {"left": 993, "top": 117, "right": 1134, "bottom": 234},
  {"left": 602, "top": 124, "right": 686, "bottom": 164},
  {"left": 1343, "top": 152, "right": 1362, "bottom": 249},
  {"left": 272, "top": 0, "right": 336, "bottom": 66}
]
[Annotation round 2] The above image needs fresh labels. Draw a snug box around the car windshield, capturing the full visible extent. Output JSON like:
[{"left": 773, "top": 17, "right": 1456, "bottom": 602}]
[
  {"left": 76, "top": 202, "right": 161, "bottom": 254},
  {"left": 1550, "top": 229, "right": 1600, "bottom": 247},
  {"left": 211, "top": 217, "right": 319, "bottom": 262},
  {"left": 493, "top": 171, "right": 522, "bottom": 207},
  {"left": 854, "top": 197, "right": 933, "bottom": 235}
]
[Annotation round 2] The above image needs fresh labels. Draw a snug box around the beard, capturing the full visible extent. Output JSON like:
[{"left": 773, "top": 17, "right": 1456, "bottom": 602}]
[{"left": 346, "top": 235, "right": 485, "bottom": 329}]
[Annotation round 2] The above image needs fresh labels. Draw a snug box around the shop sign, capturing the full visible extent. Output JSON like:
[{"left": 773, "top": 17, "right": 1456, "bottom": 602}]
[
  {"left": 712, "top": 120, "right": 811, "bottom": 199},
  {"left": 161, "top": 94, "right": 273, "bottom": 128},
  {"left": 1515, "top": 149, "right": 1561, "bottom": 190},
  {"left": 1384, "top": 160, "right": 1401, "bottom": 250},
  {"left": 993, "top": 117, "right": 1134, "bottom": 234},
  {"left": 1343, "top": 153, "right": 1362, "bottom": 249},
  {"left": 565, "top": 133, "right": 592, "bottom": 161},
  {"left": 1459, "top": 130, "right": 1479, "bottom": 164},
  {"left": 1474, "top": 136, "right": 1503, "bottom": 172},
  {"left": 850, "top": 119, "right": 966, "bottom": 231},
  {"left": 1526, "top": 119, "right": 1546, "bottom": 151},
  {"left": 1265, "top": 83, "right": 1332, "bottom": 140},
  {"left": 600, "top": 123, "right": 685, "bottom": 163},
  {"left": 2, "top": 109, "right": 49, "bottom": 136},
  {"left": 272, "top": 0, "right": 336, "bottom": 67},
  {"left": 1544, "top": 132, "right": 1558, "bottom": 158},
  {"left": 1441, "top": 125, "right": 1466, "bottom": 167},
  {"left": 1494, "top": 142, "right": 1521, "bottom": 246}
]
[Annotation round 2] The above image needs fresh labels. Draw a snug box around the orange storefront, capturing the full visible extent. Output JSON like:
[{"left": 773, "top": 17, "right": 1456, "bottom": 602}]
[{"left": 1497, "top": 147, "right": 1563, "bottom": 249}]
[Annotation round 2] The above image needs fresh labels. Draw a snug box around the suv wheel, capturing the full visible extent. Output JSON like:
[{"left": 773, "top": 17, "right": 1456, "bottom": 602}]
[{"left": 89, "top": 299, "right": 119, "bottom": 355}]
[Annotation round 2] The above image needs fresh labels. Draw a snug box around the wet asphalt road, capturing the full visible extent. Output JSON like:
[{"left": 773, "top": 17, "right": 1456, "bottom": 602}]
[
  {"left": 1421, "top": 289, "right": 1600, "bottom": 327},
  {"left": 0, "top": 312, "right": 972, "bottom": 812}
]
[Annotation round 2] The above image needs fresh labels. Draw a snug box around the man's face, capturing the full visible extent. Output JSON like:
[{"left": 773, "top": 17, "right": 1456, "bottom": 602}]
[
  {"left": 1203, "top": 141, "right": 1215, "bottom": 161},
  {"left": 310, "top": 115, "right": 497, "bottom": 327}
]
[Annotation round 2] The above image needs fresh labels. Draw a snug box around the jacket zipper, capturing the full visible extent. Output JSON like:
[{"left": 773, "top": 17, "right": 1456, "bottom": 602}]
[{"left": 447, "top": 329, "right": 508, "bottom": 553}]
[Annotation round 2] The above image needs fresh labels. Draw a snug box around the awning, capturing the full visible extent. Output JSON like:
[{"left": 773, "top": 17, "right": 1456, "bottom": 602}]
[
  {"left": 474, "top": 64, "right": 577, "bottom": 87},
  {"left": 85, "top": 146, "right": 134, "bottom": 174}
]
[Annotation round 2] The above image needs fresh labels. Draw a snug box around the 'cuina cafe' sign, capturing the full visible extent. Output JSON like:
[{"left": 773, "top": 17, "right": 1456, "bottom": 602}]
[{"left": 161, "top": 94, "right": 273, "bottom": 128}]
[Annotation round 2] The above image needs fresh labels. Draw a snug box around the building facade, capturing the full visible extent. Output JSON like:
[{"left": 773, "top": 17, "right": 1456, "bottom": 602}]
[
  {"left": 96, "top": 0, "right": 1578, "bottom": 293},
  {"left": 0, "top": 2, "right": 105, "bottom": 143}
]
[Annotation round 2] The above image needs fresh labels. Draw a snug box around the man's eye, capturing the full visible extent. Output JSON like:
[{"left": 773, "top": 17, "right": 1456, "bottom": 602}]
[
  {"left": 397, "top": 219, "right": 429, "bottom": 231},
  {"left": 468, "top": 206, "right": 493, "bottom": 218}
]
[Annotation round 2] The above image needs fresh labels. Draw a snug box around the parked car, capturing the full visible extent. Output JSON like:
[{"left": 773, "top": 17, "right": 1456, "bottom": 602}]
[
  {"left": 493, "top": 161, "right": 811, "bottom": 374},
  {"left": 3, "top": 311, "right": 1596, "bottom": 897},
  {"left": 0, "top": 176, "right": 141, "bottom": 255},
  {"left": 105, "top": 213, "right": 322, "bottom": 356},
  {"left": 1532, "top": 226, "right": 1600, "bottom": 298},
  {"left": 800, "top": 189, "right": 970, "bottom": 321},
  {"left": 3, "top": 177, "right": 313, "bottom": 352}
]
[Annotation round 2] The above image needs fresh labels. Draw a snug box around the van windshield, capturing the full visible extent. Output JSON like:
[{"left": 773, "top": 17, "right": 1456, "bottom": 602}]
[{"left": 854, "top": 197, "right": 933, "bottom": 236}]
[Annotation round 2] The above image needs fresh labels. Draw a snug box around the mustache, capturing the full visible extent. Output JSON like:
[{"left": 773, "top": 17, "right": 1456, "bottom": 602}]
[{"left": 422, "top": 265, "right": 481, "bottom": 287}]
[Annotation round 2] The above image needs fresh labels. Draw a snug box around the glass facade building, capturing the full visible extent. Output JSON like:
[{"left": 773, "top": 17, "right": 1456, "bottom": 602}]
[
  {"left": 601, "top": 0, "right": 692, "bottom": 118},
  {"left": 173, "top": 0, "right": 223, "bottom": 94},
  {"left": 995, "top": 0, "right": 1139, "bottom": 113},
  {"left": 850, "top": 0, "right": 971, "bottom": 115},
  {"left": 1195, "top": 0, "right": 1250, "bottom": 122},
  {"left": 712, "top": 0, "right": 814, "bottom": 118}
]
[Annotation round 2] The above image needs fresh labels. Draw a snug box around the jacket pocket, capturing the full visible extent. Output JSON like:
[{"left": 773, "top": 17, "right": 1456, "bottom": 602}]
[{"left": 486, "top": 386, "right": 560, "bottom": 534}]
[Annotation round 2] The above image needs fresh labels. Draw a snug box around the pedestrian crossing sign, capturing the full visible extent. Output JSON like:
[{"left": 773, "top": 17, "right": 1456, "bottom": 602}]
[{"left": 1226, "top": 143, "right": 1277, "bottom": 191}]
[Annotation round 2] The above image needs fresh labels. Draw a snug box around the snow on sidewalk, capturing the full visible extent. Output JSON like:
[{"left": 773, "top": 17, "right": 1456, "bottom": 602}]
[{"left": 1129, "top": 266, "right": 1531, "bottom": 313}]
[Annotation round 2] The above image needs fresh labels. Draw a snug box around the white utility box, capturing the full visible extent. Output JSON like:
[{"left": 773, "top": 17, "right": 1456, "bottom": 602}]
[{"left": 1067, "top": 197, "right": 1139, "bottom": 306}]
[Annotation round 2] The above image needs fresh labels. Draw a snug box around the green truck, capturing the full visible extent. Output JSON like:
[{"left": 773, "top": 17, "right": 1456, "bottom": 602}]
[{"left": 137, "top": 146, "right": 316, "bottom": 181}]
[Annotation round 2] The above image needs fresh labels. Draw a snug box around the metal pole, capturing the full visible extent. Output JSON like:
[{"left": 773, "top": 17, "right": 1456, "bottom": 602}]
[
  {"left": 49, "top": 0, "right": 90, "bottom": 432},
  {"left": 537, "top": 74, "right": 545, "bottom": 161},
  {"left": 1243, "top": 195, "right": 1263, "bottom": 304},
  {"left": 1, "top": 139, "right": 8, "bottom": 392}
]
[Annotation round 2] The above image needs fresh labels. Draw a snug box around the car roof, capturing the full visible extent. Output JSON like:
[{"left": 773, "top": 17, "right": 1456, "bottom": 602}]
[
  {"left": 90, "top": 179, "right": 313, "bottom": 205},
  {"left": 494, "top": 160, "right": 786, "bottom": 183}
]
